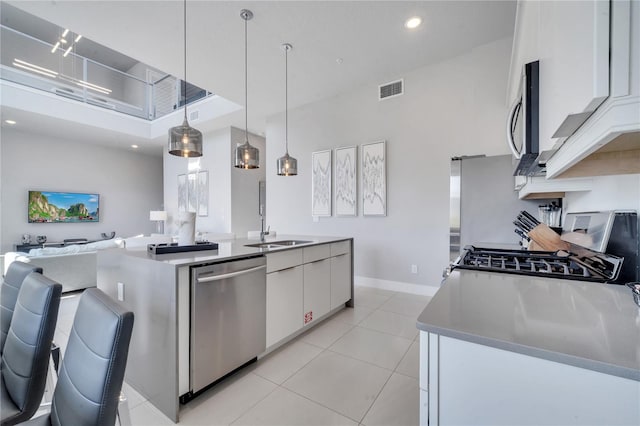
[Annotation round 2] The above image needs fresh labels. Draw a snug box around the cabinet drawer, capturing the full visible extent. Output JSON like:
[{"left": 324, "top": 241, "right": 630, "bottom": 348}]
[
  {"left": 331, "top": 240, "right": 351, "bottom": 256},
  {"left": 303, "top": 244, "right": 331, "bottom": 263},
  {"left": 266, "top": 249, "right": 303, "bottom": 273}
]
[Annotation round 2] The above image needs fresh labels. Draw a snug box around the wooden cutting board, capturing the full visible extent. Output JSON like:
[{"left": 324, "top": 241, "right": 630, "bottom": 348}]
[{"left": 527, "top": 224, "right": 570, "bottom": 252}]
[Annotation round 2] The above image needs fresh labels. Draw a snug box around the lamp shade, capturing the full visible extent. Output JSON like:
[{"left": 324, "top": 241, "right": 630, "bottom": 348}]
[
  {"left": 234, "top": 141, "right": 259, "bottom": 169},
  {"left": 169, "top": 118, "right": 203, "bottom": 157},
  {"left": 149, "top": 210, "right": 167, "bottom": 221},
  {"left": 276, "top": 153, "right": 298, "bottom": 176}
]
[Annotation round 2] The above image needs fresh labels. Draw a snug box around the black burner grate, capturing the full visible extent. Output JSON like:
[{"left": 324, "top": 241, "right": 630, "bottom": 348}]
[{"left": 454, "top": 246, "right": 608, "bottom": 282}]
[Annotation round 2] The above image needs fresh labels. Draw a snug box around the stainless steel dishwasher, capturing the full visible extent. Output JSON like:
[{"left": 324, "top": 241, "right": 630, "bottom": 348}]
[{"left": 190, "top": 255, "right": 266, "bottom": 394}]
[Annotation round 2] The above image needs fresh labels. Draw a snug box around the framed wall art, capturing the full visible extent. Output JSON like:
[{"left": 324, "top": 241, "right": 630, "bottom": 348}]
[
  {"left": 197, "top": 171, "right": 209, "bottom": 217},
  {"left": 361, "top": 140, "right": 386, "bottom": 216},
  {"left": 177, "top": 174, "right": 187, "bottom": 213},
  {"left": 311, "top": 149, "right": 332, "bottom": 216},
  {"left": 334, "top": 146, "right": 357, "bottom": 216},
  {"left": 187, "top": 173, "right": 198, "bottom": 213}
]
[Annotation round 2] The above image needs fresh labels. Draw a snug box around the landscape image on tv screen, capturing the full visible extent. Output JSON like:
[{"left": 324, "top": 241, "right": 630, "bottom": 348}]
[{"left": 28, "top": 191, "right": 99, "bottom": 223}]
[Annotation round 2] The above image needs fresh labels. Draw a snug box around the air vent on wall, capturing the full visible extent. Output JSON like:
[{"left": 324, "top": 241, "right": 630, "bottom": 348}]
[
  {"left": 189, "top": 110, "right": 199, "bottom": 121},
  {"left": 379, "top": 79, "right": 403, "bottom": 100}
]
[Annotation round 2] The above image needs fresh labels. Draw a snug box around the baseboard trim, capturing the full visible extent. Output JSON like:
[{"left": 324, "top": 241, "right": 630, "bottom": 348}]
[{"left": 355, "top": 276, "right": 440, "bottom": 297}]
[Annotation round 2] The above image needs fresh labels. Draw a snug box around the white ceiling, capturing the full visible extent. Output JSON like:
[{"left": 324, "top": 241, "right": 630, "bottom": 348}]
[{"left": 3, "top": 1, "right": 516, "bottom": 152}]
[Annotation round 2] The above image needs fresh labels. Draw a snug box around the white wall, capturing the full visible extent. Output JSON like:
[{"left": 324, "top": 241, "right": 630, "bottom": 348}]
[
  {"left": 265, "top": 37, "right": 514, "bottom": 288},
  {"left": 162, "top": 126, "right": 266, "bottom": 237},
  {"left": 0, "top": 128, "right": 163, "bottom": 253}
]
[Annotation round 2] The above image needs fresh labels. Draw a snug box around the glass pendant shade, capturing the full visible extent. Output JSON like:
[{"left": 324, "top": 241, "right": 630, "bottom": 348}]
[
  {"left": 234, "top": 140, "right": 259, "bottom": 169},
  {"left": 277, "top": 152, "right": 297, "bottom": 176},
  {"left": 169, "top": 118, "right": 203, "bottom": 157}
]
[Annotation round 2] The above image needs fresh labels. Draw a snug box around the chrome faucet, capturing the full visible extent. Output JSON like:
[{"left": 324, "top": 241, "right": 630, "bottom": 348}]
[{"left": 260, "top": 205, "right": 270, "bottom": 242}]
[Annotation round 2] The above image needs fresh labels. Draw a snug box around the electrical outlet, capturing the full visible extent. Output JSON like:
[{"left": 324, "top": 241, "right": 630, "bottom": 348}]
[{"left": 411, "top": 264, "right": 418, "bottom": 274}]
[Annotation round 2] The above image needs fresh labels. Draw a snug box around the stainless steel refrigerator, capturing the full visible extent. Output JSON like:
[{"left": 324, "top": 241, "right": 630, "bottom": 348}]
[{"left": 449, "top": 155, "right": 558, "bottom": 260}]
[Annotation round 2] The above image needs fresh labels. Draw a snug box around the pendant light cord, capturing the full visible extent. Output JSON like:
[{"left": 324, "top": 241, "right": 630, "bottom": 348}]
[
  {"left": 244, "top": 13, "right": 249, "bottom": 142},
  {"left": 285, "top": 47, "right": 289, "bottom": 154},
  {"left": 183, "top": 0, "right": 188, "bottom": 122}
]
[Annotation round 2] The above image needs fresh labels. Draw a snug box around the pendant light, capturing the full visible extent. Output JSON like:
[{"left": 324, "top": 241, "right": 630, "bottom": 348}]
[
  {"left": 276, "top": 43, "right": 298, "bottom": 176},
  {"left": 168, "top": 0, "right": 203, "bottom": 158},
  {"left": 234, "top": 9, "right": 259, "bottom": 169}
]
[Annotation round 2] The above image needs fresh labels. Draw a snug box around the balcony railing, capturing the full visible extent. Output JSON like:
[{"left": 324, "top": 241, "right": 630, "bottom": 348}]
[{"left": 0, "top": 25, "right": 211, "bottom": 120}]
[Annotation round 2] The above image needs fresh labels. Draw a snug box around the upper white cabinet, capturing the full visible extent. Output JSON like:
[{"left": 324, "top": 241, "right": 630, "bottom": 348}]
[{"left": 509, "top": 0, "right": 639, "bottom": 180}]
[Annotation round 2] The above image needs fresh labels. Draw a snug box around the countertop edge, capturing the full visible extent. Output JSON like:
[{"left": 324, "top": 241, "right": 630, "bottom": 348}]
[{"left": 416, "top": 321, "right": 640, "bottom": 382}]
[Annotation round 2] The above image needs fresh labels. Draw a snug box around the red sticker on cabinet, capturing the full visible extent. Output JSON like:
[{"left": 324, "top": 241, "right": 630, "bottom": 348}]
[{"left": 304, "top": 311, "right": 313, "bottom": 324}]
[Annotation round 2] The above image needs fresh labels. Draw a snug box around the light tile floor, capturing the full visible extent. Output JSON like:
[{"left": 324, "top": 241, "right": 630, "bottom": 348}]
[{"left": 54, "top": 286, "right": 430, "bottom": 426}]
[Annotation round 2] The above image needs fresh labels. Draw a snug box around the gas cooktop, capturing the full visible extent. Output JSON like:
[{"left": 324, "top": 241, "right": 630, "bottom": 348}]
[{"left": 453, "top": 246, "right": 623, "bottom": 283}]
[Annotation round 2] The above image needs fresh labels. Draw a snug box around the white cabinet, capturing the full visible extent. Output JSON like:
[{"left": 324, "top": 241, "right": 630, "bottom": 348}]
[
  {"left": 420, "top": 332, "right": 640, "bottom": 426},
  {"left": 266, "top": 265, "right": 303, "bottom": 347},
  {"left": 330, "top": 241, "right": 352, "bottom": 310},
  {"left": 511, "top": 0, "right": 639, "bottom": 180},
  {"left": 303, "top": 259, "right": 331, "bottom": 326},
  {"left": 538, "top": 0, "right": 610, "bottom": 149},
  {"left": 509, "top": 0, "right": 610, "bottom": 153},
  {"left": 546, "top": 0, "right": 639, "bottom": 178},
  {"left": 265, "top": 240, "right": 353, "bottom": 349}
]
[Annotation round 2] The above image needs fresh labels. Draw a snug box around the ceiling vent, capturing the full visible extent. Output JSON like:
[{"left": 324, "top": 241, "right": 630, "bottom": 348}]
[
  {"left": 379, "top": 79, "right": 403, "bottom": 100},
  {"left": 189, "top": 110, "right": 199, "bottom": 121}
]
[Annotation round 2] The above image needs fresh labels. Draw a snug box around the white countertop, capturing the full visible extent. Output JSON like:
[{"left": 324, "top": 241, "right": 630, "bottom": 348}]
[
  {"left": 417, "top": 269, "right": 640, "bottom": 381},
  {"left": 110, "top": 235, "right": 352, "bottom": 267}
]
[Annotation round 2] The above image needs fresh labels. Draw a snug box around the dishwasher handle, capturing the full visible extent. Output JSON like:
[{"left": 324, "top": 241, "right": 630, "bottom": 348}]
[{"left": 196, "top": 264, "right": 266, "bottom": 283}]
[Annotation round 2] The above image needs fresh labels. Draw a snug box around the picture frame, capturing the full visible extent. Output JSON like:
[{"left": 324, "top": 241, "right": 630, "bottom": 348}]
[
  {"left": 187, "top": 173, "right": 198, "bottom": 213},
  {"left": 334, "top": 146, "right": 357, "bottom": 216},
  {"left": 197, "top": 171, "right": 209, "bottom": 217},
  {"left": 177, "top": 174, "right": 187, "bottom": 213},
  {"left": 311, "top": 149, "right": 332, "bottom": 216},
  {"left": 361, "top": 140, "right": 386, "bottom": 216}
]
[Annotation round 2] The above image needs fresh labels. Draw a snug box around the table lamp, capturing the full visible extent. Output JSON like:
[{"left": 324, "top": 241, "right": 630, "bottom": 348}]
[{"left": 149, "top": 210, "right": 167, "bottom": 234}]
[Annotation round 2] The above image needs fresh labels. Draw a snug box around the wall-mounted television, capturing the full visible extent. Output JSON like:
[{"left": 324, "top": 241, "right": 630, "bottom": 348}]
[{"left": 28, "top": 191, "right": 100, "bottom": 223}]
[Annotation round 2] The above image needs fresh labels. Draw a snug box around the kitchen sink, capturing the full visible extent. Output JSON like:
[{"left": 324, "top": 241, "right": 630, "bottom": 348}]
[
  {"left": 245, "top": 243, "right": 283, "bottom": 249},
  {"left": 270, "top": 240, "right": 313, "bottom": 246},
  {"left": 245, "top": 240, "right": 313, "bottom": 249}
]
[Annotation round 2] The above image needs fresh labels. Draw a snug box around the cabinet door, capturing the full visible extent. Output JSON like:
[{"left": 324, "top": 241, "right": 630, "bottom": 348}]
[
  {"left": 538, "top": 0, "right": 610, "bottom": 150},
  {"left": 303, "top": 259, "right": 331, "bottom": 326},
  {"left": 266, "top": 265, "right": 303, "bottom": 347},
  {"left": 330, "top": 253, "right": 351, "bottom": 309}
]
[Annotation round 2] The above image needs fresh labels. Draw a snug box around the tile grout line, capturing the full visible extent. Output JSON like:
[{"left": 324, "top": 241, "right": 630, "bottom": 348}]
[
  {"left": 357, "top": 363, "right": 396, "bottom": 425},
  {"left": 252, "top": 342, "right": 325, "bottom": 386},
  {"left": 223, "top": 372, "right": 281, "bottom": 426}
]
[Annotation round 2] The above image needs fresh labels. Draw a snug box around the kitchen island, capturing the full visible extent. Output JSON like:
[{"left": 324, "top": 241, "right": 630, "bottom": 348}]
[
  {"left": 97, "top": 235, "right": 353, "bottom": 422},
  {"left": 416, "top": 269, "right": 640, "bottom": 425}
]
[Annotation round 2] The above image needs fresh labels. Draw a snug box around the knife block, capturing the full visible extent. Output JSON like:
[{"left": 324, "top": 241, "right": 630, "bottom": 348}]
[{"left": 528, "top": 224, "right": 570, "bottom": 252}]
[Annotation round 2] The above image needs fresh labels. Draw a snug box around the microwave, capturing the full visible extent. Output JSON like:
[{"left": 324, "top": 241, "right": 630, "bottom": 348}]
[{"left": 507, "top": 60, "right": 540, "bottom": 176}]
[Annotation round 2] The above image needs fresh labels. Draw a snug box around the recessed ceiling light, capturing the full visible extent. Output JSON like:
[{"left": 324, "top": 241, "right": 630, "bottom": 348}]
[
  {"left": 5, "top": 120, "right": 16, "bottom": 125},
  {"left": 405, "top": 16, "right": 422, "bottom": 29},
  {"left": 131, "top": 144, "right": 139, "bottom": 149}
]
